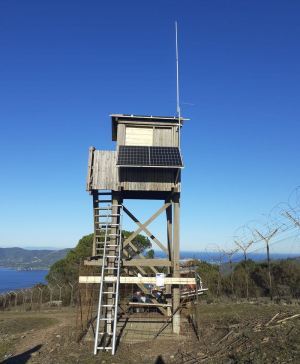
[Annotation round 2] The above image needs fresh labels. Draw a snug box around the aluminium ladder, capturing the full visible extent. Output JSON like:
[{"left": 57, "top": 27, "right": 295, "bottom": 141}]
[{"left": 93, "top": 204, "right": 123, "bottom": 355}]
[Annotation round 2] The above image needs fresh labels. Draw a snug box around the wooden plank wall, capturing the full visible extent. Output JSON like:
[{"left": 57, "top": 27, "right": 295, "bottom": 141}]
[
  {"left": 125, "top": 127, "right": 153, "bottom": 146},
  {"left": 153, "top": 127, "right": 173, "bottom": 146},
  {"left": 92, "top": 151, "right": 118, "bottom": 190},
  {"left": 90, "top": 151, "right": 179, "bottom": 192},
  {"left": 119, "top": 167, "right": 174, "bottom": 191},
  {"left": 117, "top": 122, "right": 178, "bottom": 147}
]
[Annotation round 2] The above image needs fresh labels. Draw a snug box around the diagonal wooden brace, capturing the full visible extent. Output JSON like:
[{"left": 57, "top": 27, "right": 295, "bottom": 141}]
[
  {"left": 123, "top": 206, "right": 168, "bottom": 255},
  {"left": 123, "top": 202, "right": 172, "bottom": 249}
]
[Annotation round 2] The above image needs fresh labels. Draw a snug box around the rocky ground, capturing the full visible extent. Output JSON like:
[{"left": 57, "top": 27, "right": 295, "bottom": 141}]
[{"left": 0, "top": 300, "right": 300, "bottom": 363}]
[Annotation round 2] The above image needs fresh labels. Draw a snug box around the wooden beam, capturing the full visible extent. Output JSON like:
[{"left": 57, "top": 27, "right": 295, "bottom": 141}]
[
  {"left": 79, "top": 276, "right": 196, "bottom": 284},
  {"left": 128, "top": 302, "right": 172, "bottom": 307},
  {"left": 84, "top": 259, "right": 172, "bottom": 267},
  {"left": 122, "top": 248, "right": 148, "bottom": 276},
  {"left": 123, "top": 206, "right": 168, "bottom": 255}
]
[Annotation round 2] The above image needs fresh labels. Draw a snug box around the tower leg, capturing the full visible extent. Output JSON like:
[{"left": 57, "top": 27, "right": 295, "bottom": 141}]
[
  {"left": 166, "top": 200, "right": 173, "bottom": 317},
  {"left": 173, "top": 193, "right": 180, "bottom": 334}
]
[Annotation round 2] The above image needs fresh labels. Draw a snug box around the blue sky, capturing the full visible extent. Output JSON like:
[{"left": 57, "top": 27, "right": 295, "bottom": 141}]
[{"left": 0, "top": 1, "right": 299, "bottom": 253}]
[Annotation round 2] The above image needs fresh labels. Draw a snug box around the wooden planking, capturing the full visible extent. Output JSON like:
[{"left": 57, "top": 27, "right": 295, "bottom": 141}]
[
  {"left": 79, "top": 276, "right": 196, "bottom": 284},
  {"left": 92, "top": 151, "right": 118, "bottom": 190},
  {"left": 125, "top": 127, "right": 153, "bottom": 146},
  {"left": 119, "top": 167, "right": 174, "bottom": 191},
  {"left": 117, "top": 124, "right": 125, "bottom": 145},
  {"left": 86, "top": 147, "right": 95, "bottom": 191},
  {"left": 153, "top": 127, "right": 173, "bottom": 147}
]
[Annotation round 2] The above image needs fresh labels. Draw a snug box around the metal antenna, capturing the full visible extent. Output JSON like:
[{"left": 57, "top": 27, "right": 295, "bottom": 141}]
[{"left": 175, "top": 21, "right": 181, "bottom": 150}]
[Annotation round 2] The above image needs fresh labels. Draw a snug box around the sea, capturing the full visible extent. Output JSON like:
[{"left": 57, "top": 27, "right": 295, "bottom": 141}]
[
  {"left": 154, "top": 251, "right": 300, "bottom": 263},
  {"left": 0, "top": 250, "right": 298, "bottom": 294},
  {"left": 0, "top": 267, "right": 49, "bottom": 294}
]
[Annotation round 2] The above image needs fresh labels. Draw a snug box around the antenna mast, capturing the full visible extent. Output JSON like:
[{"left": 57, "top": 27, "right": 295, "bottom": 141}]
[{"left": 175, "top": 21, "right": 181, "bottom": 149}]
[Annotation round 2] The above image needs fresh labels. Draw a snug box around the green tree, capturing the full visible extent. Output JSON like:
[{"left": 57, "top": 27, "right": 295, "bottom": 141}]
[
  {"left": 145, "top": 249, "right": 155, "bottom": 259},
  {"left": 122, "top": 231, "right": 152, "bottom": 257},
  {"left": 197, "top": 261, "right": 218, "bottom": 295},
  {"left": 46, "top": 231, "right": 152, "bottom": 284},
  {"left": 46, "top": 233, "right": 94, "bottom": 284}
]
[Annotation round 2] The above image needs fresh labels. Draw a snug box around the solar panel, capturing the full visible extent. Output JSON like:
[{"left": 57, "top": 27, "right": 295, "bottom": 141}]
[{"left": 117, "top": 146, "right": 183, "bottom": 168}]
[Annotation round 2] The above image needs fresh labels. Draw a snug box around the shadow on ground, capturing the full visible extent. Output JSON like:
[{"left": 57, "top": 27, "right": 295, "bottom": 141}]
[
  {"left": 155, "top": 355, "right": 165, "bottom": 364},
  {"left": 2, "top": 345, "right": 42, "bottom": 364}
]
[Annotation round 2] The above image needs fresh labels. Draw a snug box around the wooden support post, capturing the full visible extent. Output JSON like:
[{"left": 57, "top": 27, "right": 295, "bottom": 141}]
[
  {"left": 92, "top": 190, "right": 98, "bottom": 257},
  {"left": 166, "top": 199, "right": 173, "bottom": 316},
  {"left": 173, "top": 193, "right": 180, "bottom": 334}
]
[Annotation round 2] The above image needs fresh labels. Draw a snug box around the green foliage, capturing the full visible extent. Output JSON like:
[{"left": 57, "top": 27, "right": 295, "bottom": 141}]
[
  {"left": 145, "top": 249, "right": 155, "bottom": 259},
  {"left": 197, "top": 261, "right": 218, "bottom": 295},
  {"left": 46, "top": 231, "right": 152, "bottom": 284},
  {"left": 122, "top": 231, "right": 152, "bottom": 257},
  {"left": 194, "top": 258, "right": 300, "bottom": 300},
  {"left": 46, "top": 234, "right": 94, "bottom": 284}
]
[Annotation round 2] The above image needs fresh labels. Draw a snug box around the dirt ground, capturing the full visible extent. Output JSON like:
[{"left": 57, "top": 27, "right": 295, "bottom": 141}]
[{"left": 1, "top": 301, "right": 300, "bottom": 364}]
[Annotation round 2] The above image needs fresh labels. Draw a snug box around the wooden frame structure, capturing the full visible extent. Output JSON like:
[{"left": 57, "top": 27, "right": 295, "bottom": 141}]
[{"left": 83, "top": 114, "right": 189, "bottom": 334}]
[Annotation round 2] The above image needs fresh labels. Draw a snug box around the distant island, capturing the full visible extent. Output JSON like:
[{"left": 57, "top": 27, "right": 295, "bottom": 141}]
[{"left": 0, "top": 247, "right": 72, "bottom": 270}]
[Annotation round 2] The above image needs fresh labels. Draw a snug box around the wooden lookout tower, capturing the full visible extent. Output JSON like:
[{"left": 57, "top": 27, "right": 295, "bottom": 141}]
[{"left": 82, "top": 114, "right": 196, "bottom": 354}]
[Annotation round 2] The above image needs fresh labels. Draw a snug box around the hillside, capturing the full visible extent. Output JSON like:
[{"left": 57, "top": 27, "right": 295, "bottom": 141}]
[
  {"left": 219, "top": 256, "right": 300, "bottom": 276},
  {"left": 0, "top": 247, "right": 72, "bottom": 270},
  {"left": 1, "top": 302, "right": 300, "bottom": 363}
]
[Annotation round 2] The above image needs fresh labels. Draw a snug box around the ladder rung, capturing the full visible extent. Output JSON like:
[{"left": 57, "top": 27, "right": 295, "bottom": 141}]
[
  {"left": 96, "top": 243, "right": 119, "bottom": 245},
  {"left": 95, "top": 200, "right": 112, "bottom": 203},
  {"left": 94, "top": 207, "right": 112, "bottom": 210},
  {"left": 107, "top": 233, "right": 119, "bottom": 236},
  {"left": 98, "top": 332, "right": 113, "bottom": 335},
  {"left": 103, "top": 268, "right": 118, "bottom": 270},
  {"left": 98, "top": 347, "right": 112, "bottom": 349},
  {"left": 95, "top": 214, "right": 121, "bottom": 218},
  {"left": 102, "top": 304, "right": 114, "bottom": 307},
  {"left": 106, "top": 255, "right": 118, "bottom": 258},
  {"left": 95, "top": 223, "right": 119, "bottom": 226},
  {"left": 100, "top": 318, "right": 115, "bottom": 321},
  {"left": 103, "top": 291, "right": 116, "bottom": 293}
]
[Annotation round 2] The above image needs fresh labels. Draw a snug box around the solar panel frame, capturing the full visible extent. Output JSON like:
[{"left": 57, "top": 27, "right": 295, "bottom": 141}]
[{"left": 116, "top": 146, "right": 184, "bottom": 168}]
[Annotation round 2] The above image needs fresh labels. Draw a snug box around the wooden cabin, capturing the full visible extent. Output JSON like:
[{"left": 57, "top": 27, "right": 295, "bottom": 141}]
[{"left": 86, "top": 114, "right": 187, "bottom": 199}]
